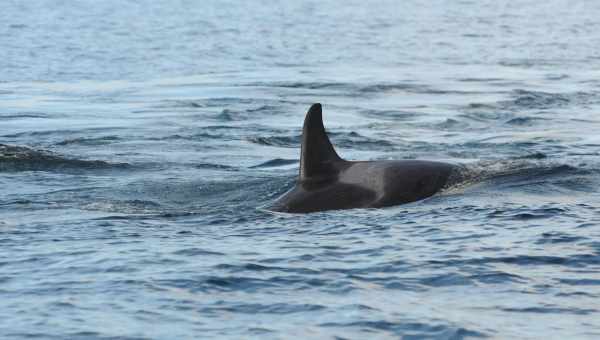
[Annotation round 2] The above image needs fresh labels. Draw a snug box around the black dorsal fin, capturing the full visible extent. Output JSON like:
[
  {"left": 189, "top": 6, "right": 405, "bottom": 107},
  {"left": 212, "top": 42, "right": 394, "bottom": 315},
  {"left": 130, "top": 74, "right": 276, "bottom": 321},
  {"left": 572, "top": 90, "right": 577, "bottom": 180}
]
[{"left": 299, "top": 103, "right": 343, "bottom": 181}]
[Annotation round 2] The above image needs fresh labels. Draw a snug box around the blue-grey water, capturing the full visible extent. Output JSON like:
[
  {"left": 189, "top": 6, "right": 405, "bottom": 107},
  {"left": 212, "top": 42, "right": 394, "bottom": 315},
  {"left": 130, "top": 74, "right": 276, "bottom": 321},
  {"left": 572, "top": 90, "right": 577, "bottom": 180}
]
[{"left": 2, "top": 1, "right": 600, "bottom": 339}]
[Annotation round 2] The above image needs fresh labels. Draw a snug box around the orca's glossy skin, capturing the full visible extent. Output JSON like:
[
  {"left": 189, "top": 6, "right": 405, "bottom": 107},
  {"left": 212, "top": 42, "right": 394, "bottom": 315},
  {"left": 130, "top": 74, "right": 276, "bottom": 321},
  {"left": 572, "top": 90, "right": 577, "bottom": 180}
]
[{"left": 269, "top": 103, "right": 455, "bottom": 213}]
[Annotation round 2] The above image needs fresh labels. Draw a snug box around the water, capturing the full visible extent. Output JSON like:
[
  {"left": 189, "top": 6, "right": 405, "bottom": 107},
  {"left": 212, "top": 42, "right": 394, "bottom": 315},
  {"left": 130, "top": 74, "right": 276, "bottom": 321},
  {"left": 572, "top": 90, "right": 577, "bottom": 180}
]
[{"left": 2, "top": 0, "right": 600, "bottom": 338}]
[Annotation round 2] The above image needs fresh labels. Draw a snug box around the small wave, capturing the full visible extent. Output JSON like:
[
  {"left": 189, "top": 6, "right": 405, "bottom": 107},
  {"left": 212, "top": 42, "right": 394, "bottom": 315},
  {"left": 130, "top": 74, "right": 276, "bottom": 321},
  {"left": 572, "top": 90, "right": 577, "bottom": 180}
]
[
  {"left": 246, "top": 131, "right": 395, "bottom": 151},
  {"left": 153, "top": 276, "right": 281, "bottom": 293},
  {"left": 445, "top": 160, "right": 579, "bottom": 189},
  {"left": 360, "top": 83, "right": 430, "bottom": 94},
  {"left": 201, "top": 302, "right": 325, "bottom": 315},
  {"left": 249, "top": 158, "right": 297, "bottom": 168},
  {"left": 434, "top": 118, "right": 470, "bottom": 130},
  {"left": 247, "top": 135, "right": 300, "bottom": 147},
  {"left": 149, "top": 133, "right": 225, "bottom": 142},
  {"left": 216, "top": 108, "right": 245, "bottom": 121},
  {"left": 487, "top": 207, "right": 568, "bottom": 220},
  {"left": 0, "top": 112, "right": 51, "bottom": 119},
  {"left": 535, "top": 232, "right": 586, "bottom": 245},
  {"left": 153, "top": 99, "right": 212, "bottom": 109},
  {"left": 251, "top": 81, "right": 349, "bottom": 90},
  {"left": 458, "top": 77, "right": 505, "bottom": 82},
  {"left": 476, "top": 90, "right": 599, "bottom": 113},
  {"left": 360, "top": 109, "right": 417, "bottom": 121},
  {"left": 431, "top": 254, "right": 600, "bottom": 268},
  {"left": 216, "top": 104, "right": 283, "bottom": 121},
  {"left": 500, "top": 306, "right": 597, "bottom": 315},
  {"left": 329, "top": 131, "right": 396, "bottom": 151},
  {"left": 462, "top": 91, "right": 600, "bottom": 124},
  {"left": 515, "top": 152, "right": 547, "bottom": 159},
  {"left": 2, "top": 127, "right": 127, "bottom": 139},
  {"left": 172, "top": 248, "right": 225, "bottom": 256},
  {"left": 320, "top": 320, "right": 486, "bottom": 339},
  {"left": 509, "top": 89, "right": 570, "bottom": 109},
  {"left": 0, "top": 144, "right": 130, "bottom": 172},
  {"left": 192, "top": 163, "right": 237, "bottom": 170},
  {"left": 55, "top": 136, "right": 121, "bottom": 146},
  {"left": 505, "top": 116, "right": 549, "bottom": 126}
]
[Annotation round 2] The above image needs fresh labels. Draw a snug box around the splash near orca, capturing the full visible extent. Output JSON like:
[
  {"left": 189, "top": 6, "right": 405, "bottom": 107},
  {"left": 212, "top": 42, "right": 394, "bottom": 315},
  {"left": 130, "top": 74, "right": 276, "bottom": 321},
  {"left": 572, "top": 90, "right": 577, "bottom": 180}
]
[{"left": 269, "top": 103, "right": 455, "bottom": 213}]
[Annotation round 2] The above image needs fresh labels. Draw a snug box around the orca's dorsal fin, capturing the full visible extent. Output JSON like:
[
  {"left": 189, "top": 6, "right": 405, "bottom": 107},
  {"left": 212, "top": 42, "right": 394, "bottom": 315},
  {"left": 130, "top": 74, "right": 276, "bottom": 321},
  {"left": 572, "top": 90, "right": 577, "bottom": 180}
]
[{"left": 299, "top": 103, "right": 343, "bottom": 181}]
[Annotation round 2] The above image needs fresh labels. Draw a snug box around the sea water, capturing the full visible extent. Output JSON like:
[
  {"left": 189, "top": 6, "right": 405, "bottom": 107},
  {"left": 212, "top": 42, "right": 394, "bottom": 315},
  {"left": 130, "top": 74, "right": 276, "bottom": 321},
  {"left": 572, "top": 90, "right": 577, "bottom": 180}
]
[{"left": 2, "top": 1, "right": 600, "bottom": 338}]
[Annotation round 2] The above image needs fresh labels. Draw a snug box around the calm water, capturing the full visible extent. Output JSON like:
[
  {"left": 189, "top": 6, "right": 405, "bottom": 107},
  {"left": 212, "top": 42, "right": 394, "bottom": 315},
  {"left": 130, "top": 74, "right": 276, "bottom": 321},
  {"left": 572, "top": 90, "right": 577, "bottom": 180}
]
[{"left": 2, "top": 1, "right": 600, "bottom": 339}]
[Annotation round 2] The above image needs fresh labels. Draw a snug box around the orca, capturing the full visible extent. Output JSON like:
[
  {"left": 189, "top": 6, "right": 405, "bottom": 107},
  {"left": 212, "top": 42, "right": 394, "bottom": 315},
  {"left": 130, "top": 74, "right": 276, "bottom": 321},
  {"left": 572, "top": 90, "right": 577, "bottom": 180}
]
[{"left": 269, "top": 103, "right": 455, "bottom": 213}]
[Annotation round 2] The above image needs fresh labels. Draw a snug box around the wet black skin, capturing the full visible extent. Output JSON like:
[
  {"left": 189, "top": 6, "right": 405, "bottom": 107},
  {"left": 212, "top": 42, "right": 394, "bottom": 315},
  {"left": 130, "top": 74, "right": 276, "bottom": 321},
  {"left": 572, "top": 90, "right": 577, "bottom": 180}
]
[{"left": 269, "top": 103, "right": 454, "bottom": 213}]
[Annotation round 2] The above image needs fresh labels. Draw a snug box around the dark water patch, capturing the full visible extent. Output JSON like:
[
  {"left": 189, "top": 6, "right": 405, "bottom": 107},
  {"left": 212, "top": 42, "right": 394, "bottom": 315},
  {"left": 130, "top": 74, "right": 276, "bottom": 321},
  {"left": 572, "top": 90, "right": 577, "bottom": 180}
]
[
  {"left": 320, "top": 320, "right": 487, "bottom": 339},
  {"left": 202, "top": 302, "right": 325, "bottom": 315},
  {"left": 418, "top": 273, "right": 473, "bottom": 287},
  {"left": 431, "top": 254, "right": 600, "bottom": 268},
  {"left": 215, "top": 263, "right": 320, "bottom": 275},
  {"left": 148, "top": 125, "right": 287, "bottom": 143},
  {"left": 505, "top": 117, "right": 549, "bottom": 126},
  {"left": 149, "top": 132, "right": 230, "bottom": 142},
  {"left": 458, "top": 77, "right": 505, "bottom": 82},
  {"left": 216, "top": 108, "right": 245, "bottom": 121},
  {"left": 472, "top": 271, "right": 526, "bottom": 284},
  {"left": 454, "top": 161, "right": 582, "bottom": 189},
  {"left": 216, "top": 104, "right": 283, "bottom": 121},
  {"left": 0, "top": 112, "right": 51, "bottom": 119},
  {"left": 479, "top": 90, "right": 600, "bottom": 113},
  {"left": 360, "top": 109, "right": 417, "bottom": 121},
  {"left": 500, "top": 306, "right": 597, "bottom": 315},
  {"left": 337, "top": 131, "right": 395, "bottom": 150},
  {"left": 172, "top": 248, "right": 225, "bottom": 256},
  {"left": 535, "top": 232, "right": 586, "bottom": 245},
  {"left": 157, "top": 97, "right": 280, "bottom": 110},
  {"left": 482, "top": 163, "right": 598, "bottom": 194},
  {"left": 0, "top": 144, "right": 130, "bottom": 172},
  {"left": 154, "top": 276, "right": 282, "bottom": 293},
  {"left": 462, "top": 91, "right": 600, "bottom": 125},
  {"left": 556, "top": 291, "right": 599, "bottom": 298},
  {"left": 545, "top": 74, "right": 569, "bottom": 81},
  {"left": 2, "top": 127, "right": 127, "bottom": 139},
  {"left": 55, "top": 135, "right": 121, "bottom": 146},
  {"left": 8, "top": 24, "right": 28, "bottom": 29},
  {"left": 458, "top": 111, "right": 513, "bottom": 123},
  {"left": 360, "top": 83, "right": 431, "bottom": 94},
  {"left": 466, "top": 102, "right": 497, "bottom": 110},
  {"left": 250, "top": 81, "right": 350, "bottom": 90},
  {"left": 164, "top": 100, "right": 204, "bottom": 108},
  {"left": 249, "top": 158, "right": 297, "bottom": 168},
  {"left": 492, "top": 210, "right": 564, "bottom": 221},
  {"left": 487, "top": 206, "right": 570, "bottom": 220},
  {"left": 558, "top": 279, "right": 600, "bottom": 286},
  {"left": 498, "top": 58, "right": 561, "bottom": 68},
  {"left": 515, "top": 152, "right": 547, "bottom": 159},
  {"left": 435, "top": 118, "right": 470, "bottom": 130},
  {"left": 192, "top": 162, "right": 237, "bottom": 170},
  {"left": 249, "top": 131, "right": 394, "bottom": 150},
  {"left": 247, "top": 135, "right": 300, "bottom": 147},
  {"left": 509, "top": 89, "right": 570, "bottom": 109},
  {"left": 429, "top": 233, "right": 496, "bottom": 243}
]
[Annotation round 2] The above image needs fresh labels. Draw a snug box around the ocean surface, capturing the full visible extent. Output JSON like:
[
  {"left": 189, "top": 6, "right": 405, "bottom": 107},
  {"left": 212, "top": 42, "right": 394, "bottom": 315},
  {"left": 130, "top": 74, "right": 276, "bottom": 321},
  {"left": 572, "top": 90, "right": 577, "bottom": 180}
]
[{"left": 2, "top": 0, "right": 600, "bottom": 339}]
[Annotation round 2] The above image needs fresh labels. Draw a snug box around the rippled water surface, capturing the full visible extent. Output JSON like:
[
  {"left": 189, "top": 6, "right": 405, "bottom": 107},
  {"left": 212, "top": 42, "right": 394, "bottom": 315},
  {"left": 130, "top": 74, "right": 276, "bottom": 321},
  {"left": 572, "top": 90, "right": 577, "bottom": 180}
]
[{"left": 2, "top": 1, "right": 600, "bottom": 339}]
